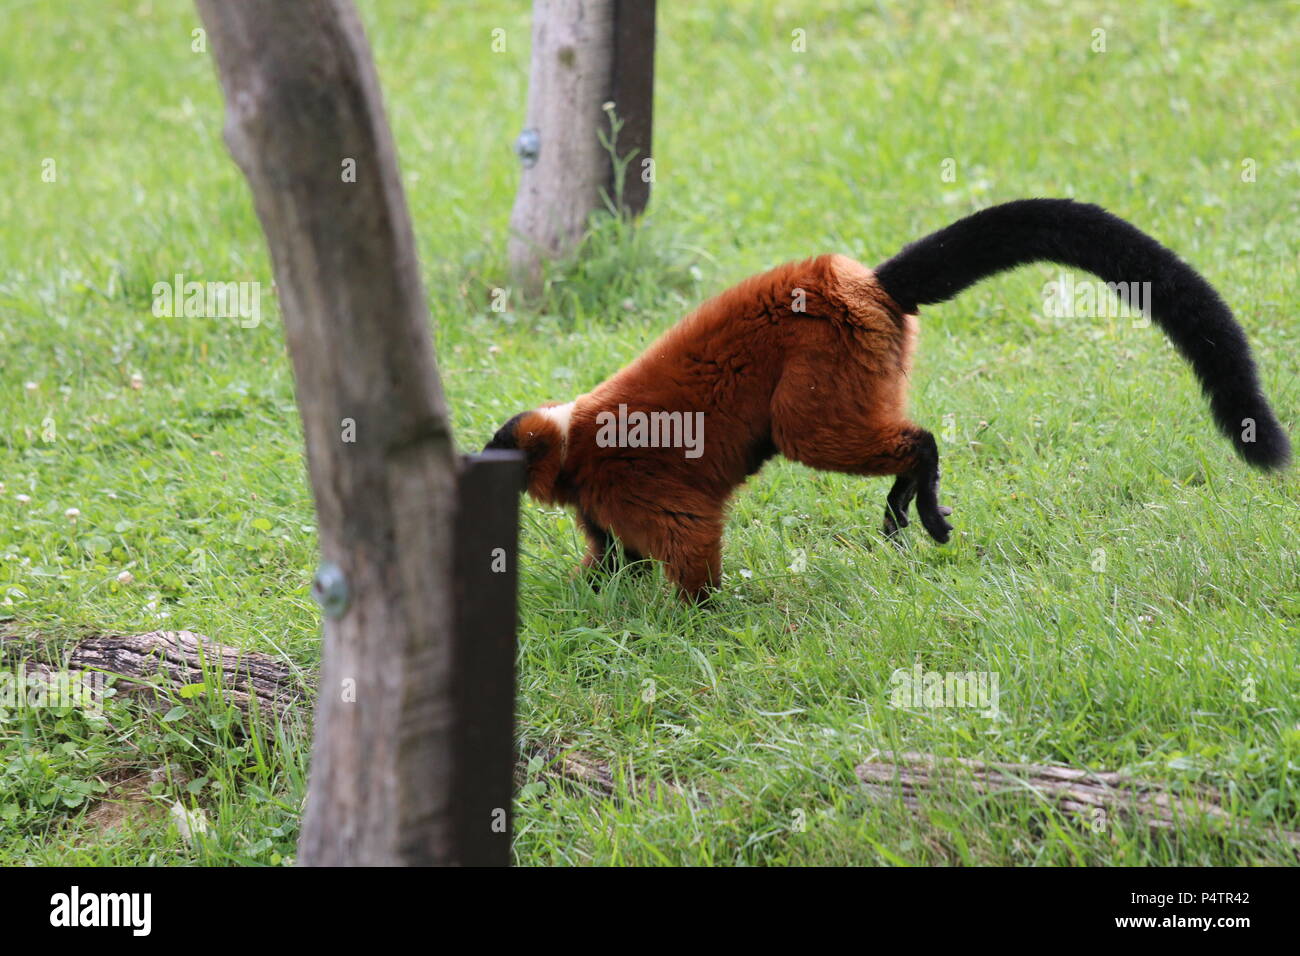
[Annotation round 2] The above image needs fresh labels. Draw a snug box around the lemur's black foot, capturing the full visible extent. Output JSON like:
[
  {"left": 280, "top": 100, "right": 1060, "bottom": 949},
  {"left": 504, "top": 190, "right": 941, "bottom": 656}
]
[
  {"left": 916, "top": 470, "right": 953, "bottom": 544},
  {"left": 883, "top": 431, "right": 953, "bottom": 544},
  {"left": 920, "top": 502, "right": 954, "bottom": 543}
]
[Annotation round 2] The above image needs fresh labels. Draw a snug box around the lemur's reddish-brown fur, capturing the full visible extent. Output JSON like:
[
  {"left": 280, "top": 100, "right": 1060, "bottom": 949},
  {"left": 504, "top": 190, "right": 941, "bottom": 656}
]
[
  {"left": 493, "top": 254, "right": 933, "bottom": 602},
  {"left": 487, "top": 199, "right": 1290, "bottom": 604}
]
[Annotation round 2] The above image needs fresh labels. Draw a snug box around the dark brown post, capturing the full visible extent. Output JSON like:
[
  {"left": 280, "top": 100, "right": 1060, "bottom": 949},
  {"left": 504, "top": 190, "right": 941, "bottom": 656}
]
[
  {"left": 194, "top": 0, "right": 521, "bottom": 866},
  {"left": 610, "top": 0, "right": 656, "bottom": 217},
  {"left": 449, "top": 451, "right": 525, "bottom": 865}
]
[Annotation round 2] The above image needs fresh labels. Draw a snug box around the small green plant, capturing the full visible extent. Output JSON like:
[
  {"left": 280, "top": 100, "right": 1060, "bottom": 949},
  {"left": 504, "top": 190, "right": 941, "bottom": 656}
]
[{"left": 530, "top": 107, "right": 705, "bottom": 328}]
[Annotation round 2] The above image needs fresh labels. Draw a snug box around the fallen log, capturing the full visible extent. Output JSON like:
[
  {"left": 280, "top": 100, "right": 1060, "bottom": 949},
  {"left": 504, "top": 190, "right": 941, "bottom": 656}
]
[
  {"left": 2, "top": 628, "right": 309, "bottom": 725},
  {"left": 856, "top": 750, "right": 1300, "bottom": 847},
  {"left": 521, "top": 745, "right": 695, "bottom": 805}
]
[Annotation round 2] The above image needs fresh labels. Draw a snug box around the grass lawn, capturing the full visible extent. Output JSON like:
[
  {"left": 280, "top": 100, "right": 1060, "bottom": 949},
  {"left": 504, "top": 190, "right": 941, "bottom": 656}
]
[{"left": 0, "top": 0, "right": 1296, "bottom": 865}]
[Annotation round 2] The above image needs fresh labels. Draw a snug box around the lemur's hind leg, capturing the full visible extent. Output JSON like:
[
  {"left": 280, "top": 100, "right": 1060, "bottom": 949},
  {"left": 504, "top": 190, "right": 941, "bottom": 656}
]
[
  {"left": 881, "top": 428, "right": 952, "bottom": 543},
  {"left": 772, "top": 397, "right": 952, "bottom": 543}
]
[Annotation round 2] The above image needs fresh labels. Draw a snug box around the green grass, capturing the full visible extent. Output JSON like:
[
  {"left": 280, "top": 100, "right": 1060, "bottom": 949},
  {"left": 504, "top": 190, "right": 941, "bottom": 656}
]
[{"left": 0, "top": 0, "right": 1296, "bottom": 865}]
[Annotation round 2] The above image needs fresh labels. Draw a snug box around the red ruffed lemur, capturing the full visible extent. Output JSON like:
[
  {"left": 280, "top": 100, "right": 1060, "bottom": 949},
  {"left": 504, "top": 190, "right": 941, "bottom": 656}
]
[{"left": 486, "top": 199, "right": 1290, "bottom": 602}]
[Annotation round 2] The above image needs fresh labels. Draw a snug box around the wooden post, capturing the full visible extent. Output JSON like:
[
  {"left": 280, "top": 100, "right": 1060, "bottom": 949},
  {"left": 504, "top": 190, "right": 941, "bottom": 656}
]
[
  {"left": 449, "top": 451, "right": 525, "bottom": 865},
  {"left": 508, "top": 0, "right": 656, "bottom": 294},
  {"left": 610, "top": 0, "right": 656, "bottom": 218},
  {"left": 194, "top": 0, "right": 521, "bottom": 866}
]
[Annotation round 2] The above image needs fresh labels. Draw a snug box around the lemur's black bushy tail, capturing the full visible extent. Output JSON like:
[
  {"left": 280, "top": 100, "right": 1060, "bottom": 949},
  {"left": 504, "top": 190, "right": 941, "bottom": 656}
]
[{"left": 874, "top": 198, "right": 1290, "bottom": 469}]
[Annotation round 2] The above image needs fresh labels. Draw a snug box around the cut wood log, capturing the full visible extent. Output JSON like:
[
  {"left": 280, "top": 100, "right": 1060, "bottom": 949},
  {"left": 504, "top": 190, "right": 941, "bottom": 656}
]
[
  {"left": 2, "top": 628, "right": 309, "bottom": 724},
  {"left": 856, "top": 751, "right": 1300, "bottom": 847},
  {"left": 522, "top": 745, "right": 693, "bottom": 805}
]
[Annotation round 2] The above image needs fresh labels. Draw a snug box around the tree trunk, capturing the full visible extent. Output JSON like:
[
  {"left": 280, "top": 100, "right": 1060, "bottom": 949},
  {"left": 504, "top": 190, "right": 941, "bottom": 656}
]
[
  {"left": 508, "top": 0, "right": 657, "bottom": 299},
  {"left": 194, "top": 0, "right": 462, "bottom": 866}
]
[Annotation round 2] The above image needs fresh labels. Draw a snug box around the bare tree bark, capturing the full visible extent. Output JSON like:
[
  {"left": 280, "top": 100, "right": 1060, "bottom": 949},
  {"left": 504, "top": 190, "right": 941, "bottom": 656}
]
[
  {"left": 508, "top": 0, "right": 616, "bottom": 295},
  {"left": 507, "top": 1, "right": 657, "bottom": 295},
  {"left": 194, "top": 0, "right": 461, "bottom": 866}
]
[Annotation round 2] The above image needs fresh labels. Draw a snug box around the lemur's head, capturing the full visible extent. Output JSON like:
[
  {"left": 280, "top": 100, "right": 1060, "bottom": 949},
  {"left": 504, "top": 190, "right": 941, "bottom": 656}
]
[{"left": 484, "top": 402, "right": 574, "bottom": 502}]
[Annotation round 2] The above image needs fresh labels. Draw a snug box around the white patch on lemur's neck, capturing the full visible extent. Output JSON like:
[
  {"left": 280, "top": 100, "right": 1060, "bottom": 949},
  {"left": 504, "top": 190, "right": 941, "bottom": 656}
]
[
  {"left": 539, "top": 401, "right": 574, "bottom": 433},
  {"left": 539, "top": 400, "right": 575, "bottom": 461}
]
